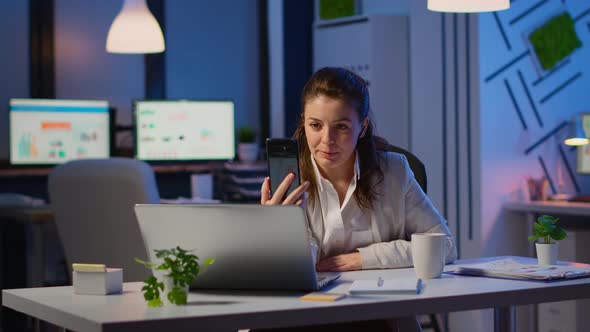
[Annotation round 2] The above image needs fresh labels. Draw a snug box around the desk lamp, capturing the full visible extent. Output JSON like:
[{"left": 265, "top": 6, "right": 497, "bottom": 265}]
[{"left": 428, "top": 0, "right": 509, "bottom": 13}]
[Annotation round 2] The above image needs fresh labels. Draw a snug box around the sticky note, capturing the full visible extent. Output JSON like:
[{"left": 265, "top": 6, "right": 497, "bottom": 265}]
[
  {"left": 300, "top": 292, "right": 346, "bottom": 302},
  {"left": 72, "top": 263, "right": 107, "bottom": 273}
]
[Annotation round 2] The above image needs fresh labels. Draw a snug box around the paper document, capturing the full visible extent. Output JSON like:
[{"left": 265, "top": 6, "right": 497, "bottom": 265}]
[
  {"left": 349, "top": 278, "right": 422, "bottom": 294},
  {"left": 446, "top": 258, "right": 590, "bottom": 281}
]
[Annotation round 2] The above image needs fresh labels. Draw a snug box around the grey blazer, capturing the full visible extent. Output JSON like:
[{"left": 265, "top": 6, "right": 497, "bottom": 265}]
[{"left": 306, "top": 152, "right": 458, "bottom": 269}]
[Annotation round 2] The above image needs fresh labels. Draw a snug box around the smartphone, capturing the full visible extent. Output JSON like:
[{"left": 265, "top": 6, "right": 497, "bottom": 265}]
[{"left": 266, "top": 138, "right": 301, "bottom": 197}]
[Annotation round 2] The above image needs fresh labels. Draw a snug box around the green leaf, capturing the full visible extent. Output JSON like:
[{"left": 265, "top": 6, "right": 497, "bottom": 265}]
[
  {"left": 530, "top": 214, "right": 566, "bottom": 242},
  {"left": 147, "top": 298, "right": 163, "bottom": 307},
  {"left": 140, "top": 275, "right": 164, "bottom": 306},
  {"left": 139, "top": 246, "right": 211, "bottom": 306},
  {"left": 528, "top": 235, "right": 540, "bottom": 242},
  {"left": 168, "top": 286, "right": 187, "bottom": 305},
  {"left": 155, "top": 249, "right": 173, "bottom": 259},
  {"left": 134, "top": 257, "right": 157, "bottom": 268},
  {"left": 533, "top": 222, "right": 545, "bottom": 233},
  {"left": 551, "top": 227, "right": 567, "bottom": 241},
  {"left": 538, "top": 215, "right": 558, "bottom": 224}
]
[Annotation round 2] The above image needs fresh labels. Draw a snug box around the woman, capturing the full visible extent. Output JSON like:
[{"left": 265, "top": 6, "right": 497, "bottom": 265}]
[{"left": 260, "top": 67, "right": 457, "bottom": 331}]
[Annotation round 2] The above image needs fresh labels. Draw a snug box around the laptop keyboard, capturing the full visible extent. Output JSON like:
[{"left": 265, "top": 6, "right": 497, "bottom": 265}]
[{"left": 316, "top": 272, "right": 341, "bottom": 288}]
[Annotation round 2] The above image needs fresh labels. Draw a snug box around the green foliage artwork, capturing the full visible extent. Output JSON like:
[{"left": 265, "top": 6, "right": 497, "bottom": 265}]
[
  {"left": 528, "top": 13, "right": 582, "bottom": 71},
  {"left": 319, "top": 0, "right": 356, "bottom": 20}
]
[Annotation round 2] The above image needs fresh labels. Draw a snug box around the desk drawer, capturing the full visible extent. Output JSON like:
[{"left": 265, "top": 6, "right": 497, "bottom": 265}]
[{"left": 538, "top": 301, "right": 576, "bottom": 332}]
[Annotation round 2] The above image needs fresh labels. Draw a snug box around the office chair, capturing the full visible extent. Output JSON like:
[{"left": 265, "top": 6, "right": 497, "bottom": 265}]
[
  {"left": 374, "top": 136, "right": 441, "bottom": 332},
  {"left": 374, "top": 136, "right": 427, "bottom": 193},
  {"left": 49, "top": 158, "right": 160, "bottom": 282}
]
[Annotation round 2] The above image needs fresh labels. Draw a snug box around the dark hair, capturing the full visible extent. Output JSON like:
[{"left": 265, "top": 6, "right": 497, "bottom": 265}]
[{"left": 294, "top": 67, "right": 384, "bottom": 209}]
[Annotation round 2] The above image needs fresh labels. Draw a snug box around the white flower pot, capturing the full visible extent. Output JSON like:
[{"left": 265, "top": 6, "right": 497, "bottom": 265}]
[
  {"left": 536, "top": 242, "right": 559, "bottom": 265},
  {"left": 161, "top": 275, "right": 189, "bottom": 305},
  {"left": 238, "top": 143, "right": 259, "bottom": 163}
]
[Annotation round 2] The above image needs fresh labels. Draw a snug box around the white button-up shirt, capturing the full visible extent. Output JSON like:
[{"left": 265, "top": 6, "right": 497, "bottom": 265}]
[
  {"left": 306, "top": 152, "right": 458, "bottom": 269},
  {"left": 310, "top": 153, "right": 374, "bottom": 258}
]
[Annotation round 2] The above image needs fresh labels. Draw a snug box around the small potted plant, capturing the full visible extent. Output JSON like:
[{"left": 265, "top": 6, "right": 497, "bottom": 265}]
[
  {"left": 237, "top": 126, "right": 258, "bottom": 163},
  {"left": 528, "top": 215, "right": 567, "bottom": 265},
  {"left": 135, "top": 246, "right": 214, "bottom": 307}
]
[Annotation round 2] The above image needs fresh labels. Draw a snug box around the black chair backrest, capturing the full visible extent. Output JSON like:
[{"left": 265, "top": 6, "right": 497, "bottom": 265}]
[{"left": 374, "top": 136, "right": 427, "bottom": 194}]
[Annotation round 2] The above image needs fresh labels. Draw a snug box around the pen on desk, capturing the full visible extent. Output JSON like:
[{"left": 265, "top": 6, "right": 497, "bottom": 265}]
[
  {"left": 416, "top": 278, "right": 423, "bottom": 294},
  {"left": 377, "top": 277, "right": 384, "bottom": 287}
]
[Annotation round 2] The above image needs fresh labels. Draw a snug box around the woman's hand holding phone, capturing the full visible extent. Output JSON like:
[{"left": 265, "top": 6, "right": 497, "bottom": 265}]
[{"left": 261, "top": 173, "right": 309, "bottom": 206}]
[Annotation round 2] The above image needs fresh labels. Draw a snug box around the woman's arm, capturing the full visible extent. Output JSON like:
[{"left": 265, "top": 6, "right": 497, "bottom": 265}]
[
  {"left": 357, "top": 154, "right": 458, "bottom": 269},
  {"left": 357, "top": 223, "right": 457, "bottom": 269}
]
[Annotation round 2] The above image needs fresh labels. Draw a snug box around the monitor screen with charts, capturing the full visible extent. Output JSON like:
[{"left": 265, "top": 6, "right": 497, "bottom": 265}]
[
  {"left": 134, "top": 100, "right": 235, "bottom": 162},
  {"left": 577, "top": 113, "right": 590, "bottom": 174},
  {"left": 9, "top": 98, "right": 111, "bottom": 165}
]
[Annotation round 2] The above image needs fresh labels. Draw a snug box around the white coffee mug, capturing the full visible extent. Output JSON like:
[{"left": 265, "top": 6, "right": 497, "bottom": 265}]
[{"left": 411, "top": 233, "right": 449, "bottom": 279}]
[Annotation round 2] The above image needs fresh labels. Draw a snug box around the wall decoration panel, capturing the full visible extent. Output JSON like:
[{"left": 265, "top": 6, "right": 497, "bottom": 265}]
[{"left": 480, "top": 0, "right": 590, "bottom": 256}]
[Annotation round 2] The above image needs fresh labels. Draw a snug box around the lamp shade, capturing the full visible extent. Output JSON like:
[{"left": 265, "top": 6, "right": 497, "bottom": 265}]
[
  {"left": 106, "top": 0, "right": 165, "bottom": 54},
  {"left": 428, "top": 0, "right": 510, "bottom": 13},
  {"left": 564, "top": 115, "right": 589, "bottom": 146}
]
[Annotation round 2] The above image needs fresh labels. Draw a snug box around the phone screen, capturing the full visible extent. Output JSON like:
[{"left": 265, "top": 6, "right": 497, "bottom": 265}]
[{"left": 266, "top": 138, "right": 301, "bottom": 197}]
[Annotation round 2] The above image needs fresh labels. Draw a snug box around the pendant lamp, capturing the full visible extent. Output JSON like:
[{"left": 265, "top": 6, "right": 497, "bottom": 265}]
[
  {"left": 428, "top": 0, "right": 510, "bottom": 13},
  {"left": 106, "top": 0, "right": 165, "bottom": 54},
  {"left": 564, "top": 115, "right": 590, "bottom": 146}
]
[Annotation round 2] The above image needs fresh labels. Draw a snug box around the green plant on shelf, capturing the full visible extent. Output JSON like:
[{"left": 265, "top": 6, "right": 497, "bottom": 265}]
[
  {"left": 238, "top": 127, "right": 256, "bottom": 143},
  {"left": 527, "top": 214, "right": 567, "bottom": 244},
  {"left": 135, "top": 246, "right": 214, "bottom": 307}
]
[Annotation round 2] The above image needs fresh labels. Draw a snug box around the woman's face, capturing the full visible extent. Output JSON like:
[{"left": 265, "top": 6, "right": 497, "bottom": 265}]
[{"left": 304, "top": 95, "right": 366, "bottom": 174}]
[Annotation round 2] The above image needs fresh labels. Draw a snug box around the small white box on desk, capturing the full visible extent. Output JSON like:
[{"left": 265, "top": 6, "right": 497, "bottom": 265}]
[{"left": 73, "top": 268, "right": 123, "bottom": 295}]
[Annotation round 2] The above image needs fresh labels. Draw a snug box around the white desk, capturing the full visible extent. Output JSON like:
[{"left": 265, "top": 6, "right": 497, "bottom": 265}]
[{"left": 3, "top": 256, "right": 590, "bottom": 332}]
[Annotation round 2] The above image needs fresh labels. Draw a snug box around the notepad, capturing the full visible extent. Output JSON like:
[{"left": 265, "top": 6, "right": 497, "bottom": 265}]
[
  {"left": 72, "top": 263, "right": 107, "bottom": 273},
  {"left": 348, "top": 278, "right": 422, "bottom": 294},
  {"left": 300, "top": 292, "right": 346, "bottom": 302}
]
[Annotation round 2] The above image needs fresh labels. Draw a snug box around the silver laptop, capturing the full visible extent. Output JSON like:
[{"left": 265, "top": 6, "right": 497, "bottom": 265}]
[{"left": 134, "top": 204, "right": 340, "bottom": 291}]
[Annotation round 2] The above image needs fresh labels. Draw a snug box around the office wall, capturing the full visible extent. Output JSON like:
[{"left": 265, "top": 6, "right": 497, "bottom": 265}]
[
  {"left": 166, "top": 0, "right": 260, "bottom": 134},
  {"left": 0, "top": 14, "right": 257, "bottom": 170},
  {"left": 478, "top": 3, "right": 590, "bottom": 331},
  {"left": 0, "top": 1, "right": 29, "bottom": 160},
  {"left": 361, "top": 0, "right": 409, "bottom": 16},
  {"left": 479, "top": 1, "right": 590, "bottom": 255},
  {"left": 54, "top": 0, "right": 144, "bottom": 129},
  {"left": 37, "top": 0, "right": 260, "bottom": 149},
  {"left": 268, "top": 1, "right": 285, "bottom": 138}
]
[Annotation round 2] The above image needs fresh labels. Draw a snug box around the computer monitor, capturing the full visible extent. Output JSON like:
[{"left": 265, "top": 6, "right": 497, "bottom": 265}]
[
  {"left": 133, "top": 100, "right": 235, "bottom": 162},
  {"left": 9, "top": 98, "right": 111, "bottom": 165},
  {"left": 577, "top": 113, "right": 590, "bottom": 174}
]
